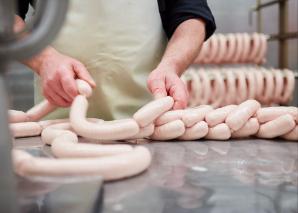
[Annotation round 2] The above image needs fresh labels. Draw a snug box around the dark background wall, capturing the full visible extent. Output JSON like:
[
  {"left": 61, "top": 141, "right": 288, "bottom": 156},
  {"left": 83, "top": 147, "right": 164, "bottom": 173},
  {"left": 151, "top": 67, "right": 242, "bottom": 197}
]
[{"left": 5, "top": 0, "right": 298, "bottom": 111}]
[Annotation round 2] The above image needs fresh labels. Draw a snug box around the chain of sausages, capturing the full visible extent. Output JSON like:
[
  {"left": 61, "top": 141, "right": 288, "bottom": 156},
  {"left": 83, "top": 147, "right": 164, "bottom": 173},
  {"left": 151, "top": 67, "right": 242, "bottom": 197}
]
[
  {"left": 10, "top": 80, "right": 297, "bottom": 181},
  {"left": 182, "top": 67, "right": 296, "bottom": 107},
  {"left": 194, "top": 33, "right": 267, "bottom": 65}
]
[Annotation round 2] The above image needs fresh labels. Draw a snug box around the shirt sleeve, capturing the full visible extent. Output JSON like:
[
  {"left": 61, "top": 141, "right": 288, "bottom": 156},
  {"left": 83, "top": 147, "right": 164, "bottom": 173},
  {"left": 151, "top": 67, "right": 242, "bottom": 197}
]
[
  {"left": 158, "top": 0, "right": 216, "bottom": 40},
  {"left": 16, "top": 0, "right": 35, "bottom": 19}
]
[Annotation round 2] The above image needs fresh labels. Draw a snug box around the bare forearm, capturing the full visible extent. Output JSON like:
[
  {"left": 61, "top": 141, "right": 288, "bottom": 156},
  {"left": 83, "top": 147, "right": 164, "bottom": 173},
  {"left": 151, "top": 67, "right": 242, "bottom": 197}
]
[
  {"left": 14, "top": 15, "right": 57, "bottom": 74},
  {"left": 158, "top": 19, "right": 206, "bottom": 76}
]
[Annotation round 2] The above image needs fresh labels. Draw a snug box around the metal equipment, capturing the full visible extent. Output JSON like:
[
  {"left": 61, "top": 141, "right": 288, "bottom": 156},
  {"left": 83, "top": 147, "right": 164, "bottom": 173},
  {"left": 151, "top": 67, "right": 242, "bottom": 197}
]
[{"left": 0, "top": 0, "right": 68, "bottom": 212}]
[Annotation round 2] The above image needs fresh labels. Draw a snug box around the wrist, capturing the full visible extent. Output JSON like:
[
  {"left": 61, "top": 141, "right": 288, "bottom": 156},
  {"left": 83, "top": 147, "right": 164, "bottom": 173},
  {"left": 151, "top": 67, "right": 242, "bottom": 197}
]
[
  {"left": 156, "top": 58, "right": 185, "bottom": 76},
  {"left": 24, "top": 47, "right": 58, "bottom": 75}
]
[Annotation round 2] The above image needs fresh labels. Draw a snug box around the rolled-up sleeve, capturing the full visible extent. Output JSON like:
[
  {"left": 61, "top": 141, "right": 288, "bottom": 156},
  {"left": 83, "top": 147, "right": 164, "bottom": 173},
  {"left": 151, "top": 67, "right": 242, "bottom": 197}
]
[
  {"left": 16, "top": 0, "right": 35, "bottom": 19},
  {"left": 158, "top": 0, "right": 216, "bottom": 40}
]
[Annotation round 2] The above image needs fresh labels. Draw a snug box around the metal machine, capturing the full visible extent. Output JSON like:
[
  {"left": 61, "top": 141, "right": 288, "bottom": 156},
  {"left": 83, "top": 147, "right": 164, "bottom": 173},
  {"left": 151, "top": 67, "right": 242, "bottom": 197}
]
[{"left": 0, "top": 1, "right": 103, "bottom": 212}]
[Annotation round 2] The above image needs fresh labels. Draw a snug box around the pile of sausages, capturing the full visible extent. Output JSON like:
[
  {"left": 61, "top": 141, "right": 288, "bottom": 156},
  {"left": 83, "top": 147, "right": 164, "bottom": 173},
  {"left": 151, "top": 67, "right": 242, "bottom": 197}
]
[
  {"left": 10, "top": 80, "right": 297, "bottom": 181},
  {"left": 194, "top": 33, "right": 267, "bottom": 65},
  {"left": 182, "top": 67, "right": 296, "bottom": 107}
]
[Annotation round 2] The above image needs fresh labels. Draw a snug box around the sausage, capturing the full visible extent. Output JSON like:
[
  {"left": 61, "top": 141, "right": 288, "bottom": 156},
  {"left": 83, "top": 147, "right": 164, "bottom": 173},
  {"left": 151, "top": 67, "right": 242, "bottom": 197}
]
[
  {"left": 189, "top": 69, "right": 202, "bottom": 106},
  {"left": 255, "top": 34, "right": 267, "bottom": 64},
  {"left": 41, "top": 123, "right": 73, "bottom": 145},
  {"left": 231, "top": 118, "right": 260, "bottom": 138},
  {"left": 150, "top": 120, "right": 185, "bottom": 141},
  {"left": 126, "top": 124, "right": 155, "bottom": 139},
  {"left": 12, "top": 146, "right": 151, "bottom": 181},
  {"left": 210, "top": 70, "right": 225, "bottom": 107},
  {"left": 254, "top": 69, "right": 265, "bottom": 102},
  {"left": 232, "top": 33, "right": 243, "bottom": 63},
  {"left": 280, "top": 125, "right": 298, "bottom": 141},
  {"left": 240, "top": 33, "right": 250, "bottom": 63},
  {"left": 70, "top": 95, "right": 139, "bottom": 140},
  {"left": 205, "top": 123, "right": 231, "bottom": 140},
  {"left": 195, "top": 41, "right": 208, "bottom": 64},
  {"left": 245, "top": 69, "right": 256, "bottom": 100},
  {"left": 8, "top": 110, "right": 28, "bottom": 123},
  {"left": 51, "top": 131, "right": 134, "bottom": 158},
  {"left": 155, "top": 110, "right": 184, "bottom": 126},
  {"left": 235, "top": 70, "right": 248, "bottom": 104},
  {"left": 280, "top": 69, "right": 295, "bottom": 104},
  {"left": 261, "top": 69, "right": 274, "bottom": 105},
  {"left": 256, "top": 106, "right": 298, "bottom": 123},
  {"left": 214, "top": 34, "right": 226, "bottom": 64},
  {"left": 182, "top": 105, "right": 213, "bottom": 127},
  {"left": 256, "top": 114, "right": 296, "bottom": 138},
  {"left": 76, "top": 79, "right": 93, "bottom": 98},
  {"left": 178, "top": 121, "right": 208, "bottom": 140},
  {"left": 10, "top": 122, "right": 42, "bottom": 138},
  {"left": 199, "top": 70, "right": 212, "bottom": 104},
  {"left": 272, "top": 69, "right": 283, "bottom": 104},
  {"left": 26, "top": 100, "right": 57, "bottom": 121},
  {"left": 204, "top": 35, "right": 218, "bottom": 64},
  {"left": 248, "top": 33, "right": 261, "bottom": 62},
  {"left": 38, "top": 119, "right": 69, "bottom": 129},
  {"left": 133, "top": 96, "right": 174, "bottom": 127},
  {"left": 225, "top": 70, "right": 237, "bottom": 105},
  {"left": 224, "top": 34, "right": 236, "bottom": 63},
  {"left": 205, "top": 105, "right": 237, "bottom": 127},
  {"left": 225, "top": 100, "right": 261, "bottom": 131}
]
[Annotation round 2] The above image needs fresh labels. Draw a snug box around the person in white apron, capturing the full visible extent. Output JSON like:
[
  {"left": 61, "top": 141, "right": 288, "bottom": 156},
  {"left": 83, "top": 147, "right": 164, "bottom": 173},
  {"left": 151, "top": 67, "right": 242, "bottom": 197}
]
[{"left": 17, "top": 0, "right": 216, "bottom": 120}]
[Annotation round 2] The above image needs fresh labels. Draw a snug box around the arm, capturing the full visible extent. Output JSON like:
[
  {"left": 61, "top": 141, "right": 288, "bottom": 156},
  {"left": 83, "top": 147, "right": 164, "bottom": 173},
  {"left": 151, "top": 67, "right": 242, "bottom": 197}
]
[
  {"left": 147, "top": 19, "right": 206, "bottom": 109},
  {"left": 14, "top": 15, "right": 96, "bottom": 107}
]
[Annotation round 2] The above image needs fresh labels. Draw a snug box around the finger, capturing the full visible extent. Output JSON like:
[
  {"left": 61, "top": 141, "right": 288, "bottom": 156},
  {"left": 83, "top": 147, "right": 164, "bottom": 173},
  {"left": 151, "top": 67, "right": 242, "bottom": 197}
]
[
  {"left": 73, "top": 62, "right": 96, "bottom": 88},
  {"left": 45, "top": 87, "right": 70, "bottom": 107},
  {"left": 49, "top": 78, "right": 72, "bottom": 102},
  {"left": 147, "top": 78, "right": 167, "bottom": 99},
  {"left": 61, "top": 73, "right": 79, "bottom": 99},
  {"left": 167, "top": 79, "right": 188, "bottom": 110}
]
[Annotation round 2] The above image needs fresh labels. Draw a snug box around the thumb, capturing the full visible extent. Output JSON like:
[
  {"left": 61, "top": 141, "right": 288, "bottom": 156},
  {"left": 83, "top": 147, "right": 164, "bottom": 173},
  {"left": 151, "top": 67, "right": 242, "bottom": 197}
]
[
  {"left": 147, "top": 77, "right": 167, "bottom": 99},
  {"left": 73, "top": 62, "right": 96, "bottom": 88}
]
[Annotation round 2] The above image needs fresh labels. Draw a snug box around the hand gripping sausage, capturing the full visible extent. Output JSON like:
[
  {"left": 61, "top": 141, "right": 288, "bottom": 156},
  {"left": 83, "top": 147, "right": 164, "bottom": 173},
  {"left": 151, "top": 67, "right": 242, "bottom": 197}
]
[
  {"left": 76, "top": 79, "right": 93, "bottom": 98},
  {"left": 12, "top": 146, "right": 151, "bottom": 181},
  {"left": 225, "top": 100, "right": 261, "bottom": 131},
  {"left": 70, "top": 95, "right": 139, "bottom": 140},
  {"left": 133, "top": 96, "right": 174, "bottom": 127}
]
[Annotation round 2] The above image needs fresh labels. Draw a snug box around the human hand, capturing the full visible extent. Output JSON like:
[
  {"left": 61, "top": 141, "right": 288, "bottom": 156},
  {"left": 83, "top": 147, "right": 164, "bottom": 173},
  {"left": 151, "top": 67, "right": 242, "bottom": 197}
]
[
  {"left": 147, "top": 65, "right": 188, "bottom": 109},
  {"left": 37, "top": 48, "right": 96, "bottom": 107}
]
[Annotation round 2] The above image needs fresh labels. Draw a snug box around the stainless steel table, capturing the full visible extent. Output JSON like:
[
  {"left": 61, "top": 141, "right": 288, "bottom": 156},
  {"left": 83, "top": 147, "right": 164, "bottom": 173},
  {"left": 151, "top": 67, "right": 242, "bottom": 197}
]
[{"left": 14, "top": 138, "right": 298, "bottom": 213}]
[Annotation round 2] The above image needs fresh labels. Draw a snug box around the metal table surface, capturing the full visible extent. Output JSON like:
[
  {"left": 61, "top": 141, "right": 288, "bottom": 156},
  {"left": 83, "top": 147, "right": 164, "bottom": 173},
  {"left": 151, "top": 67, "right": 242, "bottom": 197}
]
[{"left": 14, "top": 137, "right": 298, "bottom": 213}]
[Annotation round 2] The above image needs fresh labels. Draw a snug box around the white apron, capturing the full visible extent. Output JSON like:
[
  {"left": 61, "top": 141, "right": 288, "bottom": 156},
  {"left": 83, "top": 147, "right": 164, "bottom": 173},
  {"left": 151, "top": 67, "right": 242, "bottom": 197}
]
[{"left": 35, "top": 0, "right": 167, "bottom": 120}]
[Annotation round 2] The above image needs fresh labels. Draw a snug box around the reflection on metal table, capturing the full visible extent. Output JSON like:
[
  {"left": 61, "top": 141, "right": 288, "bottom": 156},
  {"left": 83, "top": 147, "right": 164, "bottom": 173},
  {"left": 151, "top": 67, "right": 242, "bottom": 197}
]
[{"left": 14, "top": 138, "right": 298, "bottom": 213}]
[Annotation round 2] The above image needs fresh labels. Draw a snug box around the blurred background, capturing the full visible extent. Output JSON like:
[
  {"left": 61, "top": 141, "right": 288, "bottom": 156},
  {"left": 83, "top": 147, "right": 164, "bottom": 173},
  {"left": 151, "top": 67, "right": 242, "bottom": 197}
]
[{"left": 5, "top": 0, "right": 298, "bottom": 111}]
